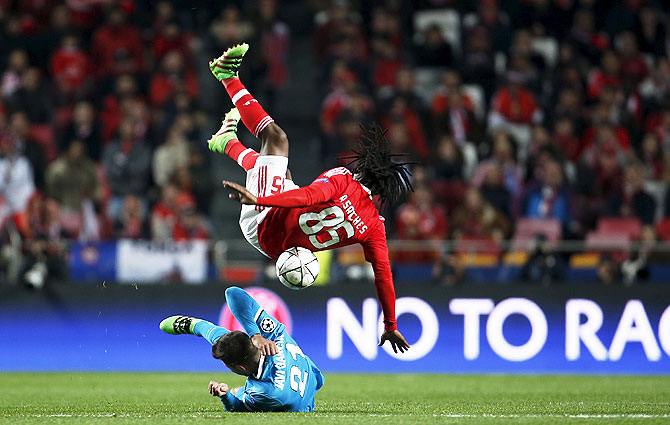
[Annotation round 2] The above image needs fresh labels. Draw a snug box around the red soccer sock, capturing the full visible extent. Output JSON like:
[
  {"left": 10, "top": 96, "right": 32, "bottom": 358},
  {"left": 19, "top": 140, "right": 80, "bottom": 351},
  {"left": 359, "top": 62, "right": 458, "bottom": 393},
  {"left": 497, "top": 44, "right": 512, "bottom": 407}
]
[
  {"left": 224, "top": 138, "right": 259, "bottom": 171},
  {"left": 222, "top": 77, "right": 274, "bottom": 137}
]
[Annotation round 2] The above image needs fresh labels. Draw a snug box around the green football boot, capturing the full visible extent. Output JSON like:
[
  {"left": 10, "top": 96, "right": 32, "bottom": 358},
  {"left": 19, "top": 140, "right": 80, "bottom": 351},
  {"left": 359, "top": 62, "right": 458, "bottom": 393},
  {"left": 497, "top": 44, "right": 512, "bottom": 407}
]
[
  {"left": 159, "top": 315, "right": 211, "bottom": 335},
  {"left": 209, "top": 43, "right": 249, "bottom": 81},
  {"left": 207, "top": 107, "right": 241, "bottom": 154}
]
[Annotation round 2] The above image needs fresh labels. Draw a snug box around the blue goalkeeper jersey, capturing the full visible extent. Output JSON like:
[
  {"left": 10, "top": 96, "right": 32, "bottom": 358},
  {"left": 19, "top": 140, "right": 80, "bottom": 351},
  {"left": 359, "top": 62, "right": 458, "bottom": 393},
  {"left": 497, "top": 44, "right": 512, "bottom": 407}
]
[{"left": 217, "top": 287, "right": 324, "bottom": 412}]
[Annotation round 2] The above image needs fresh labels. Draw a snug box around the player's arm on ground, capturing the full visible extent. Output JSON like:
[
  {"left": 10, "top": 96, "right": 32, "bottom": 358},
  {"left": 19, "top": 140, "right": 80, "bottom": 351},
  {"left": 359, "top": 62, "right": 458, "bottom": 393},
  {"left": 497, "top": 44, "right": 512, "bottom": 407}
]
[
  {"left": 225, "top": 286, "right": 277, "bottom": 355},
  {"left": 362, "top": 234, "right": 410, "bottom": 353},
  {"left": 223, "top": 174, "right": 343, "bottom": 207},
  {"left": 211, "top": 380, "right": 281, "bottom": 412}
]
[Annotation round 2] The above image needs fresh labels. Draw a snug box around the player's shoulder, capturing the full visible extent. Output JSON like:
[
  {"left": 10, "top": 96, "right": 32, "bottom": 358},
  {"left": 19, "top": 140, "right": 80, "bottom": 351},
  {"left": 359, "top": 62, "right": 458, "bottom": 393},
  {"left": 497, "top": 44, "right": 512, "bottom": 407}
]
[{"left": 316, "top": 167, "right": 352, "bottom": 181}]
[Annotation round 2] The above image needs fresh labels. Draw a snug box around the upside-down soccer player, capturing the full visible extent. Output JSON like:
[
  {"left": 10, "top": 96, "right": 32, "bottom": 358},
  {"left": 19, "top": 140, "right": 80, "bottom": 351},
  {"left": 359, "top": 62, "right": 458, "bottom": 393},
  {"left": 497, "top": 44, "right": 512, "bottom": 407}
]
[
  {"left": 207, "top": 43, "right": 410, "bottom": 354},
  {"left": 160, "top": 286, "right": 323, "bottom": 412}
]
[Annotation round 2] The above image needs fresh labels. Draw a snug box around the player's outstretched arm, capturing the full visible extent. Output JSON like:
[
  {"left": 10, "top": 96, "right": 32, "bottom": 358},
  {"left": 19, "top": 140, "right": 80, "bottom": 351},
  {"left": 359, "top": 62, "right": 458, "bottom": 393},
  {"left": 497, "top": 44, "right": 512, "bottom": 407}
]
[
  {"left": 223, "top": 177, "right": 337, "bottom": 208},
  {"left": 225, "top": 287, "right": 278, "bottom": 356},
  {"left": 210, "top": 380, "right": 248, "bottom": 412},
  {"left": 222, "top": 180, "right": 257, "bottom": 205}
]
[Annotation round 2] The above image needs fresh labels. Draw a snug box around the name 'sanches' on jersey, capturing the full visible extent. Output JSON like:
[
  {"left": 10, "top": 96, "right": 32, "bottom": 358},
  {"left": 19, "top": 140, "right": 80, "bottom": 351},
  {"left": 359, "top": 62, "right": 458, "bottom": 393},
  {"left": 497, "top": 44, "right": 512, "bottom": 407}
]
[{"left": 257, "top": 167, "right": 385, "bottom": 259}]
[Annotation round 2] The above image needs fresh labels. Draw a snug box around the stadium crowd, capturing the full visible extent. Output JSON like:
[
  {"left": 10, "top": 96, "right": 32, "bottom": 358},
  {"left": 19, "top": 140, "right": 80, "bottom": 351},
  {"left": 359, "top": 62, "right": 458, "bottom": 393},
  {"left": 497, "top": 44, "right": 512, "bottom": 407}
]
[{"left": 0, "top": 0, "right": 668, "bottom": 285}]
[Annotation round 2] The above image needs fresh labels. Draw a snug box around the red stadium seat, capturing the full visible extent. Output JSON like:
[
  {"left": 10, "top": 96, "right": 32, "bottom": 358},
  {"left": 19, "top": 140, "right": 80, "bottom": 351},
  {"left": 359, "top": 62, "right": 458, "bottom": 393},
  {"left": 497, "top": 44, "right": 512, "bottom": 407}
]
[
  {"left": 596, "top": 217, "right": 642, "bottom": 240},
  {"left": 657, "top": 219, "right": 670, "bottom": 242},
  {"left": 512, "top": 218, "right": 561, "bottom": 250},
  {"left": 455, "top": 236, "right": 501, "bottom": 256},
  {"left": 585, "top": 231, "right": 631, "bottom": 262}
]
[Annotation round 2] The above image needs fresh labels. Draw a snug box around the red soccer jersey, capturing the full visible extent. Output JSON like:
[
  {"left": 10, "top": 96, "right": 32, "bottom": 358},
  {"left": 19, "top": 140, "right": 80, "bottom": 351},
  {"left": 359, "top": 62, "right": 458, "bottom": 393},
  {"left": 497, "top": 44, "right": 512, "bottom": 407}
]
[{"left": 256, "top": 167, "right": 397, "bottom": 331}]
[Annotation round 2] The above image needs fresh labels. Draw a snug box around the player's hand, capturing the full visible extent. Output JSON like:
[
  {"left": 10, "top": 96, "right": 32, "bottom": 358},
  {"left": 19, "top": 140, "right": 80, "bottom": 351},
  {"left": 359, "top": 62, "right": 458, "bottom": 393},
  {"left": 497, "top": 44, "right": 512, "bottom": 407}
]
[
  {"left": 378, "top": 330, "right": 410, "bottom": 354},
  {"left": 222, "top": 180, "right": 258, "bottom": 205},
  {"left": 208, "top": 381, "right": 229, "bottom": 397},
  {"left": 251, "top": 334, "right": 278, "bottom": 356}
]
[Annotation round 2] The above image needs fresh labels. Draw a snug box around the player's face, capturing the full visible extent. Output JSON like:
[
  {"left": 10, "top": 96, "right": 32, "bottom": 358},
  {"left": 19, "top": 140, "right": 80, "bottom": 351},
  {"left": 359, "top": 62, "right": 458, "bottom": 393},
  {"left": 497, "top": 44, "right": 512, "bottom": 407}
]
[{"left": 223, "top": 361, "right": 250, "bottom": 377}]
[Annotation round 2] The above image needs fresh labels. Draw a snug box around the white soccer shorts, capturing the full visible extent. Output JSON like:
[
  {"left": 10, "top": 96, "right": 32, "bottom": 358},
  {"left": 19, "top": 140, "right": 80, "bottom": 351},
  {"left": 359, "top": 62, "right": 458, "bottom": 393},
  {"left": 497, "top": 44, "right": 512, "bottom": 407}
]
[{"left": 238, "top": 155, "right": 299, "bottom": 257}]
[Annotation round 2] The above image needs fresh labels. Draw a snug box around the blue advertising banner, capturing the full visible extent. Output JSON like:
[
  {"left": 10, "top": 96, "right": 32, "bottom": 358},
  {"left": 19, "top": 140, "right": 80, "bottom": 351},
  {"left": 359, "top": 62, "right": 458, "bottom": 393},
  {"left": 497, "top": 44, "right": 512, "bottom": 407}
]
[{"left": 1, "top": 284, "right": 669, "bottom": 373}]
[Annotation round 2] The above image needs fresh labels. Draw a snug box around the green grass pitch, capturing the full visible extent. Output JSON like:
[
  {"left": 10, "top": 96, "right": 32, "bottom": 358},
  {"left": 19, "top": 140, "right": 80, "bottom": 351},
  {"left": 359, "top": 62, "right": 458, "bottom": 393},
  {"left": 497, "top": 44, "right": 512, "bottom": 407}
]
[{"left": 1, "top": 373, "right": 669, "bottom": 424}]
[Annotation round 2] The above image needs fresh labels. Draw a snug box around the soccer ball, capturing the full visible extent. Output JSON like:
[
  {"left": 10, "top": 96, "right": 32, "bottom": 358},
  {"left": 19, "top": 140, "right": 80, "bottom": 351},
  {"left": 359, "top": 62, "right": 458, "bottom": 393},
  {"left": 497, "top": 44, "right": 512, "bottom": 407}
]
[{"left": 275, "top": 247, "right": 320, "bottom": 290}]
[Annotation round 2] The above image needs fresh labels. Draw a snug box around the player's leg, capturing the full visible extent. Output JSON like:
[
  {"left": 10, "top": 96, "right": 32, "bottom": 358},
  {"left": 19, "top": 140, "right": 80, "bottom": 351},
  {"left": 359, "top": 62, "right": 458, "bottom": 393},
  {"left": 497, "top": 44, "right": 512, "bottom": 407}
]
[
  {"left": 208, "top": 107, "right": 259, "bottom": 171},
  {"left": 209, "top": 43, "right": 289, "bottom": 157},
  {"left": 159, "top": 315, "right": 228, "bottom": 346}
]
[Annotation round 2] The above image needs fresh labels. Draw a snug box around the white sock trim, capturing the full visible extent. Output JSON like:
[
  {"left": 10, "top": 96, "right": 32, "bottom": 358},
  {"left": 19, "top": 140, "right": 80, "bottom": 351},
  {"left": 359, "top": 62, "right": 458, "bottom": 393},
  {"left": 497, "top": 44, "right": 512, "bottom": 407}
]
[
  {"left": 254, "top": 116, "right": 274, "bottom": 137},
  {"left": 237, "top": 148, "right": 255, "bottom": 166},
  {"left": 232, "top": 89, "right": 250, "bottom": 104}
]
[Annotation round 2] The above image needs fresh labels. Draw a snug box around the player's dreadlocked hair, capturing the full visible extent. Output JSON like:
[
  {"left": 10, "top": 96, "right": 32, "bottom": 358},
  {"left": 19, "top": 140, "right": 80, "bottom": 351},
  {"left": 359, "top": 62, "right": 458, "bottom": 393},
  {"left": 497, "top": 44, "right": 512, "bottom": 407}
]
[{"left": 340, "top": 124, "right": 415, "bottom": 209}]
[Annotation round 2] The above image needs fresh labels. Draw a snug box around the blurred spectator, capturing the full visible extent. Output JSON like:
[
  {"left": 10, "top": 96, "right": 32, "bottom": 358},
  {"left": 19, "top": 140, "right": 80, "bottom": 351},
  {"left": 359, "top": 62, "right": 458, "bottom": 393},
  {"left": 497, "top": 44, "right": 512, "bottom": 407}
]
[
  {"left": 569, "top": 8, "right": 609, "bottom": 64},
  {"left": 14, "top": 195, "right": 68, "bottom": 289},
  {"left": 637, "top": 133, "right": 665, "bottom": 181},
  {"left": 489, "top": 74, "right": 542, "bottom": 132},
  {"left": 102, "top": 118, "right": 152, "bottom": 219},
  {"left": 472, "top": 131, "right": 522, "bottom": 196},
  {"left": 249, "top": 0, "right": 290, "bottom": 112},
  {"left": 91, "top": 7, "right": 144, "bottom": 78},
  {"left": 187, "top": 148, "right": 212, "bottom": 213},
  {"left": 639, "top": 58, "right": 670, "bottom": 107},
  {"left": 479, "top": 165, "right": 511, "bottom": 217},
  {"left": 0, "top": 133, "right": 35, "bottom": 226},
  {"left": 149, "top": 51, "right": 198, "bottom": 108},
  {"left": 463, "top": 0, "right": 512, "bottom": 53},
  {"left": 313, "top": 0, "right": 363, "bottom": 61},
  {"left": 521, "top": 158, "right": 572, "bottom": 228},
  {"left": 49, "top": 33, "right": 91, "bottom": 99},
  {"left": 434, "top": 134, "right": 464, "bottom": 181},
  {"left": 370, "top": 35, "right": 403, "bottom": 90},
  {"left": 114, "top": 194, "right": 149, "bottom": 239},
  {"left": 1, "top": 49, "right": 29, "bottom": 99},
  {"left": 607, "top": 162, "right": 656, "bottom": 225},
  {"left": 450, "top": 186, "right": 510, "bottom": 242},
  {"left": 634, "top": 6, "right": 667, "bottom": 57},
  {"left": 45, "top": 140, "right": 99, "bottom": 212},
  {"left": 587, "top": 50, "right": 620, "bottom": 100},
  {"left": 460, "top": 26, "right": 496, "bottom": 100},
  {"left": 431, "top": 71, "right": 477, "bottom": 143},
  {"left": 552, "top": 115, "right": 582, "bottom": 163},
  {"left": 7, "top": 67, "right": 51, "bottom": 124},
  {"left": 320, "top": 66, "right": 373, "bottom": 136},
  {"left": 9, "top": 111, "right": 47, "bottom": 188},
  {"left": 508, "top": 29, "right": 545, "bottom": 89},
  {"left": 209, "top": 4, "right": 253, "bottom": 55},
  {"left": 152, "top": 19, "right": 194, "bottom": 66},
  {"left": 394, "top": 184, "right": 448, "bottom": 262},
  {"left": 152, "top": 127, "right": 189, "bottom": 187},
  {"left": 172, "top": 193, "right": 209, "bottom": 241},
  {"left": 616, "top": 31, "right": 649, "bottom": 85},
  {"left": 519, "top": 234, "right": 567, "bottom": 285},
  {"left": 151, "top": 183, "right": 179, "bottom": 240},
  {"left": 646, "top": 102, "right": 670, "bottom": 146},
  {"left": 382, "top": 98, "right": 428, "bottom": 159},
  {"left": 60, "top": 101, "right": 103, "bottom": 161},
  {"left": 414, "top": 24, "right": 455, "bottom": 68},
  {"left": 100, "top": 74, "right": 141, "bottom": 142},
  {"left": 597, "top": 254, "right": 621, "bottom": 285},
  {"left": 378, "top": 68, "right": 425, "bottom": 117}
]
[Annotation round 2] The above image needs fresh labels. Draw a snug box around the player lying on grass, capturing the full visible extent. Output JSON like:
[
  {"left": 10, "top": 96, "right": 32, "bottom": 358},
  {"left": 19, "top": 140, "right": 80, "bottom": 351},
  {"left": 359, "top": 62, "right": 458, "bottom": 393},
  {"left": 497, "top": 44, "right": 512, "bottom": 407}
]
[
  {"left": 160, "top": 286, "right": 323, "bottom": 412},
  {"left": 207, "top": 43, "right": 410, "bottom": 354}
]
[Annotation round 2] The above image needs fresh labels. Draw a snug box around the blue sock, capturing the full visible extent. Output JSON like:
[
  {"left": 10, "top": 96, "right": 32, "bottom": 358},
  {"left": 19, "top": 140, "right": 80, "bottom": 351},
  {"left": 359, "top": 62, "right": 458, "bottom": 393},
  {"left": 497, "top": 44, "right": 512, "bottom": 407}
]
[{"left": 194, "top": 321, "right": 229, "bottom": 346}]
